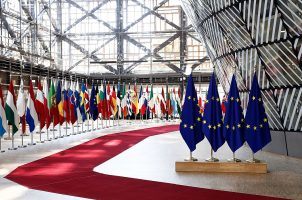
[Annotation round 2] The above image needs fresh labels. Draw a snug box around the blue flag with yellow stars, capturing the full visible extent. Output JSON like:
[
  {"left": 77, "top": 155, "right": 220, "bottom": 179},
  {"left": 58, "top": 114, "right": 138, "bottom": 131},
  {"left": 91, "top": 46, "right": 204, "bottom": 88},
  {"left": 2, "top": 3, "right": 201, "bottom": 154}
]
[
  {"left": 223, "top": 75, "right": 245, "bottom": 152},
  {"left": 179, "top": 74, "right": 204, "bottom": 152},
  {"left": 89, "top": 84, "right": 98, "bottom": 121},
  {"left": 202, "top": 72, "right": 225, "bottom": 152},
  {"left": 245, "top": 74, "right": 271, "bottom": 153}
]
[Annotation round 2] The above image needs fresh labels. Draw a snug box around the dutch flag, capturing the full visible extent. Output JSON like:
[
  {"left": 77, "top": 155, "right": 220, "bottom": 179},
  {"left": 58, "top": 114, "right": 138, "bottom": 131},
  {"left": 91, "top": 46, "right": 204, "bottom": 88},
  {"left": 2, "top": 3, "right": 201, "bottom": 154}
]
[{"left": 26, "top": 80, "right": 39, "bottom": 133}]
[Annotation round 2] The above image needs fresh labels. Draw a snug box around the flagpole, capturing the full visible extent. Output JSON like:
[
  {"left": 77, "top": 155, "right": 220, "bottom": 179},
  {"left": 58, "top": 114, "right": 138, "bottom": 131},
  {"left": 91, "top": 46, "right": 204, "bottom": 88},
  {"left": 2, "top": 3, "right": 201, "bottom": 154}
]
[
  {"left": 19, "top": 131, "right": 26, "bottom": 148},
  {"left": 0, "top": 137, "right": 5, "bottom": 153},
  {"left": 8, "top": 126, "right": 17, "bottom": 150},
  {"left": 185, "top": 151, "right": 197, "bottom": 162},
  {"left": 206, "top": 148, "right": 219, "bottom": 162}
]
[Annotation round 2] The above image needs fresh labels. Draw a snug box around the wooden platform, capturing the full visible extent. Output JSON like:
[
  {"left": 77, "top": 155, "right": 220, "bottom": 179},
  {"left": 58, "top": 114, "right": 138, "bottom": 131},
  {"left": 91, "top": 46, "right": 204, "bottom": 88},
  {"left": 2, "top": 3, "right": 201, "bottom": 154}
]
[{"left": 175, "top": 161, "right": 268, "bottom": 174}]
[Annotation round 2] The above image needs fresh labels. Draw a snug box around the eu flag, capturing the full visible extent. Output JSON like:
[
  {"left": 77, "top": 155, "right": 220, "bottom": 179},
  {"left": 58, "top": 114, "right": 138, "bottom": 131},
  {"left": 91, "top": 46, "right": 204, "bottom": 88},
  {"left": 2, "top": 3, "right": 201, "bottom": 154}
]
[
  {"left": 245, "top": 74, "right": 271, "bottom": 153},
  {"left": 90, "top": 84, "right": 98, "bottom": 121},
  {"left": 202, "top": 72, "right": 225, "bottom": 152},
  {"left": 223, "top": 75, "right": 245, "bottom": 152},
  {"left": 179, "top": 74, "right": 204, "bottom": 152}
]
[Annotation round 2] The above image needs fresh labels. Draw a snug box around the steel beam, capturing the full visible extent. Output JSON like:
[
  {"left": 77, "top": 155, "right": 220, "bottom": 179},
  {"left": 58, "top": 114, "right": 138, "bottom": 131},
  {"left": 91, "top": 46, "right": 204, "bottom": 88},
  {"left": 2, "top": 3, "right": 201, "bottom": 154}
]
[
  {"left": 64, "top": 0, "right": 111, "bottom": 33},
  {"left": 67, "top": 36, "right": 116, "bottom": 71},
  {"left": 65, "top": 0, "right": 115, "bottom": 32},
  {"left": 124, "top": 33, "right": 181, "bottom": 73},
  {"left": 123, "top": 0, "right": 169, "bottom": 32}
]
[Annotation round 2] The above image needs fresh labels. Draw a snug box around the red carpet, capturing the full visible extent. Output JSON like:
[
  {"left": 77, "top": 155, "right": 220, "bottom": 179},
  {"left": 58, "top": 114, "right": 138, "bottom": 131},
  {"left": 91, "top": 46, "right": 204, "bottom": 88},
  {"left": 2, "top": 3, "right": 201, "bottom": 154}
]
[{"left": 6, "top": 125, "right": 283, "bottom": 200}]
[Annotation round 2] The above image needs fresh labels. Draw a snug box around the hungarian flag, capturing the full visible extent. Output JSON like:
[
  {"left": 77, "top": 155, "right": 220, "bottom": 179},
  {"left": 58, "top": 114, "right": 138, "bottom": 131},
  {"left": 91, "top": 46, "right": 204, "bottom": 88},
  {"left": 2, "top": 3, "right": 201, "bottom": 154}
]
[
  {"left": 43, "top": 79, "right": 51, "bottom": 129},
  {"left": 49, "top": 79, "right": 59, "bottom": 127},
  {"left": 63, "top": 81, "right": 70, "bottom": 124},
  {"left": 16, "top": 79, "right": 26, "bottom": 134},
  {"left": 56, "top": 80, "right": 64, "bottom": 125},
  {"left": 176, "top": 87, "right": 182, "bottom": 115},
  {"left": 26, "top": 80, "right": 39, "bottom": 133},
  {"left": 36, "top": 81, "right": 46, "bottom": 129},
  {"left": 0, "top": 85, "right": 8, "bottom": 137},
  {"left": 5, "top": 81, "right": 19, "bottom": 134}
]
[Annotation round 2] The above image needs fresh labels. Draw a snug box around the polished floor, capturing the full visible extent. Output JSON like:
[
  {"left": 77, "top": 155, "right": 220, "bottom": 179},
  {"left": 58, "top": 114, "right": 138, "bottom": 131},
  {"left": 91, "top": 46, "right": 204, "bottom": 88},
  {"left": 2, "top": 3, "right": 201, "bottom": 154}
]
[{"left": 0, "top": 120, "right": 302, "bottom": 200}]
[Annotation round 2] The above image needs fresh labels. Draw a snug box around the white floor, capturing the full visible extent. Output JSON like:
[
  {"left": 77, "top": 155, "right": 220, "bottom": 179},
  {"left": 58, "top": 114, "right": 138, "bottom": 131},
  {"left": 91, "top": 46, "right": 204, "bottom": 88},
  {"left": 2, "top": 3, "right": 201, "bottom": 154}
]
[{"left": 1, "top": 120, "right": 302, "bottom": 200}]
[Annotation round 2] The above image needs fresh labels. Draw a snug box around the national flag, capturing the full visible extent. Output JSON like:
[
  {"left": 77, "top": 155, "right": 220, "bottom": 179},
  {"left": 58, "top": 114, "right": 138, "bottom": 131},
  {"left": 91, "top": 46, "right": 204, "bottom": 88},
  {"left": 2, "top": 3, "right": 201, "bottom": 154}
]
[
  {"left": 180, "top": 74, "right": 204, "bottom": 152},
  {"left": 26, "top": 80, "right": 39, "bottom": 133},
  {"left": 49, "top": 79, "right": 59, "bottom": 126},
  {"left": 63, "top": 80, "right": 70, "bottom": 124},
  {"left": 106, "top": 82, "right": 112, "bottom": 117},
  {"left": 198, "top": 96, "right": 204, "bottom": 114},
  {"left": 148, "top": 84, "right": 155, "bottom": 114},
  {"left": 176, "top": 87, "right": 182, "bottom": 115},
  {"left": 16, "top": 79, "right": 26, "bottom": 134},
  {"left": 102, "top": 81, "right": 109, "bottom": 119},
  {"left": 221, "top": 95, "right": 227, "bottom": 114},
  {"left": 111, "top": 84, "right": 117, "bottom": 116},
  {"left": 56, "top": 80, "right": 64, "bottom": 125},
  {"left": 166, "top": 90, "right": 173, "bottom": 116},
  {"left": 0, "top": 85, "right": 8, "bottom": 137},
  {"left": 126, "top": 83, "right": 132, "bottom": 117},
  {"left": 89, "top": 84, "right": 98, "bottom": 121},
  {"left": 43, "top": 79, "right": 51, "bottom": 129},
  {"left": 74, "top": 81, "right": 83, "bottom": 123},
  {"left": 121, "top": 82, "right": 128, "bottom": 117},
  {"left": 5, "top": 81, "right": 19, "bottom": 134},
  {"left": 96, "top": 84, "right": 102, "bottom": 114},
  {"left": 223, "top": 75, "right": 245, "bottom": 152},
  {"left": 202, "top": 72, "right": 225, "bottom": 152},
  {"left": 80, "top": 83, "right": 87, "bottom": 122},
  {"left": 68, "top": 82, "right": 77, "bottom": 125},
  {"left": 141, "top": 85, "right": 148, "bottom": 116},
  {"left": 36, "top": 81, "right": 46, "bottom": 129},
  {"left": 85, "top": 82, "right": 90, "bottom": 113},
  {"left": 138, "top": 84, "right": 145, "bottom": 115},
  {"left": 245, "top": 74, "right": 271, "bottom": 153},
  {"left": 160, "top": 87, "right": 166, "bottom": 114},
  {"left": 132, "top": 83, "right": 139, "bottom": 115},
  {"left": 116, "top": 82, "right": 122, "bottom": 118}
]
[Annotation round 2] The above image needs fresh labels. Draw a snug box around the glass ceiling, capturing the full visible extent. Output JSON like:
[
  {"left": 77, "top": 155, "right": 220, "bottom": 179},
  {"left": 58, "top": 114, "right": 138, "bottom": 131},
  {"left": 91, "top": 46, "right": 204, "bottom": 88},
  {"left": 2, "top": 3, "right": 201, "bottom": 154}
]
[{"left": 0, "top": 0, "right": 212, "bottom": 76}]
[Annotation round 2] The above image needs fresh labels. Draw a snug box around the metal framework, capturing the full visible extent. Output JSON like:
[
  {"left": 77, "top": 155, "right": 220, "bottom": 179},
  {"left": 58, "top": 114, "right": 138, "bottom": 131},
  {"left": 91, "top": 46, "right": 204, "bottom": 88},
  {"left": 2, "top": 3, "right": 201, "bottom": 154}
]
[
  {"left": 181, "top": 0, "right": 302, "bottom": 133},
  {"left": 0, "top": 0, "right": 211, "bottom": 80}
]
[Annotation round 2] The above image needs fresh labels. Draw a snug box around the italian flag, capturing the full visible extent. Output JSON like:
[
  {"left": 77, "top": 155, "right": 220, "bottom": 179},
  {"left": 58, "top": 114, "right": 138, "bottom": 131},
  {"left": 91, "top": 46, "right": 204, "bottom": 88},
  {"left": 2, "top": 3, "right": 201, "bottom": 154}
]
[{"left": 5, "top": 81, "right": 19, "bottom": 135}]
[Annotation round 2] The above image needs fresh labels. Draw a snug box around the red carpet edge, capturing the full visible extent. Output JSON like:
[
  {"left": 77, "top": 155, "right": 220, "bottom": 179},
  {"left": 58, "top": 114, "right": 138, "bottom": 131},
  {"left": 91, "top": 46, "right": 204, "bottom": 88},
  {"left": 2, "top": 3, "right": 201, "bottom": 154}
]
[{"left": 6, "top": 125, "right": 285, "bottom": 200}]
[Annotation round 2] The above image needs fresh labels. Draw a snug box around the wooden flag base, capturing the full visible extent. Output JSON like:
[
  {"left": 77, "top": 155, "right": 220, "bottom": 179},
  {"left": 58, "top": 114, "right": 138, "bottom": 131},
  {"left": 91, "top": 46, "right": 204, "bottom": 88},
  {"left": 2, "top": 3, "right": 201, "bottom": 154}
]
[{"left": 175, "top": 160, "right": 267, "bottom": 174}]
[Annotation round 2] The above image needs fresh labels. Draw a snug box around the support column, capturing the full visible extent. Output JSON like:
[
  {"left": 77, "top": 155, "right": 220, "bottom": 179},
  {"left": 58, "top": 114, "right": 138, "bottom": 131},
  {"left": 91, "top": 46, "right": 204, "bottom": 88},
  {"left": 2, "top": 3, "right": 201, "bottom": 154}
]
[
  {"left": 116, "top": 0, "right": 124, "bottom": 75},
  {"left": 179, "top": 7, "right": 187, "bottom": 73},
  {"left": 56, "top": 0, "right": 63, "bottom": 70}
]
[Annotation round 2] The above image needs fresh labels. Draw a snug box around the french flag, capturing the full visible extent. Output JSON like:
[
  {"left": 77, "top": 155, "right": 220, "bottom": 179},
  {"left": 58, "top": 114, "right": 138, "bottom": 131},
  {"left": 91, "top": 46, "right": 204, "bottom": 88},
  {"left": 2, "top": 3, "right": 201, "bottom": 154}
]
[{"left": 26, "top": 80, "right": 39, "bottom": 133}]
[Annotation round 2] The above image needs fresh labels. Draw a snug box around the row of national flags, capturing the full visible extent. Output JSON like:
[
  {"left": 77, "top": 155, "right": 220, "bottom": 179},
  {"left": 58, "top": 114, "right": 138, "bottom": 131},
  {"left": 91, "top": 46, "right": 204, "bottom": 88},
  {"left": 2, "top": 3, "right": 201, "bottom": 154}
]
[
  {"left": 0, "top": 79, "right": 184, "bottom": 137},
  {"left": 180, "top": 73, "right": 271, "bottom": 154}
]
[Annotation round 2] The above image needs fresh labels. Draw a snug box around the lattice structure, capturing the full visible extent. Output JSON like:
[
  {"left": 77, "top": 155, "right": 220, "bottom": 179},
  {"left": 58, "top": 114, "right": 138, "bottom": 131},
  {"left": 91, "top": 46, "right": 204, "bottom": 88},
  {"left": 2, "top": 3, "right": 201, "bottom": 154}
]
[
  {"left": 0, "top": 0, "right": 211, "bottom": 78},
  {"left": 181, "top": 0, "right": 302, "bottom": 132}
]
